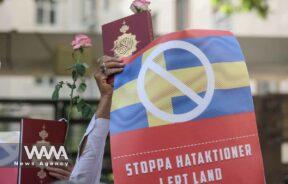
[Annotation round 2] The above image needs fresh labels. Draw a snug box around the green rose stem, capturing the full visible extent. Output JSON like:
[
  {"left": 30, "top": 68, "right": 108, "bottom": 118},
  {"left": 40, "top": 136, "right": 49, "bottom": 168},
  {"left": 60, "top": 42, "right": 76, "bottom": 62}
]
[
  {"left": 52, "top": 34, "right": 93, "bottom": 125},
  {"left": 67, "top": 74, "right": 76, "bottom": 124},
  {"left": 52, "top": 34, "right": 92, "bottom": 164},
  {"left": 67, "top": 50, "right": 81, "bottom": 123}
]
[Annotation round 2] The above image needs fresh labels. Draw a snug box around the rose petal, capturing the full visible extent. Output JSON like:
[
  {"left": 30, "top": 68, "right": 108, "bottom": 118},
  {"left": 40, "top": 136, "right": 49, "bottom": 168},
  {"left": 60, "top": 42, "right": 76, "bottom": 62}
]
[
  {"left": 131, "top": 0, "right": 150, "bottom": 12},
  {"left": 71, "top": 34, "right": 92, "bottom": 50}
]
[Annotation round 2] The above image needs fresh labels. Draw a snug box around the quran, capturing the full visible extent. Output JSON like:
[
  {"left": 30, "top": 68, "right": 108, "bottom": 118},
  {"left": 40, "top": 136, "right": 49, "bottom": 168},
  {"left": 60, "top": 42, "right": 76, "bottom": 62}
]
[
  {"left": 102, "top": 11, "right": 154, "bottom": 58},
  {"left": 18, "top": 118, "right": 68, "bottom": 184}
]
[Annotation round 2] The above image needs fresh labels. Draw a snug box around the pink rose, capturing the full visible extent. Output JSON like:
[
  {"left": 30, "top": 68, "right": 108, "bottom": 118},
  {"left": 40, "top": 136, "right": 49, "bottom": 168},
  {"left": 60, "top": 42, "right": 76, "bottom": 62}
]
[
  {"left": 71, "top": 34, "right": 92, "bottom": 50},
  {"left": 132, "top": 0, "right": 150, "bottom": 7},
  {"left": 130, "top": 0, "right": 151, "bottom": 13}
]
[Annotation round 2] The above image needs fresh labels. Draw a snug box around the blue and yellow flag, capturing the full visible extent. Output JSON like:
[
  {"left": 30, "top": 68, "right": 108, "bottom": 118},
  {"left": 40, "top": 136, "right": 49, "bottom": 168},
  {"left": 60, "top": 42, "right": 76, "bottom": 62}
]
[
  {"left": 111, "top": 30, "right": 252, "bottom": 135},
  {"left": 110, "top": 30, "right": 265, "bottom": 184}
]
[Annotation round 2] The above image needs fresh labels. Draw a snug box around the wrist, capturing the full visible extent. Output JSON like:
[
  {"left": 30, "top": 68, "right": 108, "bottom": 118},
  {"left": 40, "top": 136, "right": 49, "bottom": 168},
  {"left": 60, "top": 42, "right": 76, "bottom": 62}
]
[
  {"left": 100, "top": 94, "right": 113, "bottom": 100},
  {"left": 96, "top": 108, "right": 110, "bottom": 119},
  {"left": 96, "top": 94, "right": 112, "bottom": 119},
  {"left": 96, "top": 112, "right": 110, "bottom": 119}
]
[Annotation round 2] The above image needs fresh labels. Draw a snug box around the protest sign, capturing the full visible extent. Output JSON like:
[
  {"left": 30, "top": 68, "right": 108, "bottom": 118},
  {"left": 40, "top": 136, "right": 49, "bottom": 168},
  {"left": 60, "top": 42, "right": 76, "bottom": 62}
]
[{"left": 110, "top": 30, "right": 265, "bottom": 184}]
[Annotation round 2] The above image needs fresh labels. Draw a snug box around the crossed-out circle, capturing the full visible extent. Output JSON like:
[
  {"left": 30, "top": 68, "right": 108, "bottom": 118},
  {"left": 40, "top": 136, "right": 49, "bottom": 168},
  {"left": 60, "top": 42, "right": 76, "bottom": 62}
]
[{"left": 137, "top": 40, "right": 215, "bottom": 123}]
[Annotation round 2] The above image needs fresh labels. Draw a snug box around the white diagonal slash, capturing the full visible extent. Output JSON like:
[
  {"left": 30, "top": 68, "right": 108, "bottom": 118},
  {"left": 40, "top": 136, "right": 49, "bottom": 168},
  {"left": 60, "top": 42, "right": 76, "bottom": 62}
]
[
  {"left": 149, "top": 61, "right": 205, "bottom": 105},
  {"left": 137, "top": 40, "right": 215, "bottom": 123}
]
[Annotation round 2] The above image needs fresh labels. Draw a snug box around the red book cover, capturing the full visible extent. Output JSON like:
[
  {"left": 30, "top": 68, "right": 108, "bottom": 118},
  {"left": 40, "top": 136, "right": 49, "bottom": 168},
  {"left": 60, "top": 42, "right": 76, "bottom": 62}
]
[
  {"left": 18, "top": 119, "right": 68, "bottom": 184},
  {"left": 102, "top": 11, "right": 154, "bottom": 58},
  {"left": 102, "top": 11, "right": 154, "bottom": 84}
]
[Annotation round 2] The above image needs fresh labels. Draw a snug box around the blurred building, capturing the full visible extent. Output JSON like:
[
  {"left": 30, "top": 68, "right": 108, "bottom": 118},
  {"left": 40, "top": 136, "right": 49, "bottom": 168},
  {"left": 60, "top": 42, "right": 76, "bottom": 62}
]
[
  {"left": 2, "top": 0, "right": 287, "bottom": 36},
  {"left": 0, "top": 0, "right": 100, "bottom": 32},
  {"left": 1, "top": 0, "right": 288, "bottom": 96},
  {"left": 0, "top": 0, "right": 288, "bottom": 183},
  {"left": 150, "top": 0, "right": 288, "bottom": 37}
]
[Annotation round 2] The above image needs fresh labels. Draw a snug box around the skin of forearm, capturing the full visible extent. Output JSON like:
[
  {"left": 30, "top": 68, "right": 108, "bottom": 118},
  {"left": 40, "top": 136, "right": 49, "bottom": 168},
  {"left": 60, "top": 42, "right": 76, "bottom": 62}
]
[{"left": 96, "top": 95, "right": 112, "bottom": 119}]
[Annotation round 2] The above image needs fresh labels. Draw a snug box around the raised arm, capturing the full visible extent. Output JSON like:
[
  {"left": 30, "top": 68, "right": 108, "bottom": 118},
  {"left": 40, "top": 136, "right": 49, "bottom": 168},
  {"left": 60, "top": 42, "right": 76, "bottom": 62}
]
[{"left": 69, "top": 56, "right": 124, "bottom": 184}]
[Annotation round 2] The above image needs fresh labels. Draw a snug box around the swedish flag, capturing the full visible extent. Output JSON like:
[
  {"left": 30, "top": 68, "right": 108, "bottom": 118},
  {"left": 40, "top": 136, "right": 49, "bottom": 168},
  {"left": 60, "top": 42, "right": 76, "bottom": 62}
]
[{"left": 110, "top": 30, "right": 253, "bottom": 135}]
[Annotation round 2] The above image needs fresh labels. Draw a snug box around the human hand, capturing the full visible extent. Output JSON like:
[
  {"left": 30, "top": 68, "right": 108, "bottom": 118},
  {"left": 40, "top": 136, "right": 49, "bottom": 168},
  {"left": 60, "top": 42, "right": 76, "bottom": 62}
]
[
  {"left": 46, "top": 162, "right": 74, "bottom": 181},
  {"left": 95, "top": 56, "right": 125, "bottom": 97}
]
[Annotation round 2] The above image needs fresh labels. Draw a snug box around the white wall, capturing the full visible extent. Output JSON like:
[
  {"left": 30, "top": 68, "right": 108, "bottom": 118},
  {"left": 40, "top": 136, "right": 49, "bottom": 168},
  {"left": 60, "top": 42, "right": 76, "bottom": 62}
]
[
  {"left": 0, "top": 0, "right": 177, "bottom": 34},
  {"left": 0, "top": 76, "right": 100, "bottom": 99},
  {"left": 95, "top": 0, "right": 123, "bottom": 31},
  {"left": 0, "top": 0, "right": 34, "bottom": 32},
  {"left": 0, "top": 0, "right": 88, "bottom": 33},
  {"left": 0, "top": 0, "right": 288, "bottom": 36},
  {"left": 189, "top": 0, "right": 288, "bottom": 37},
  {"left": 150, "top": 0, "right": 176, "bottom": 34},
  {"left": 100, "top": 0, "right": 288, "bottom": 37},
  {"left": 95, "top": 0, "right": 176, "bottom": 34},
  {"left": 231, "top": 0, "right": 288, "bottom": 37}
]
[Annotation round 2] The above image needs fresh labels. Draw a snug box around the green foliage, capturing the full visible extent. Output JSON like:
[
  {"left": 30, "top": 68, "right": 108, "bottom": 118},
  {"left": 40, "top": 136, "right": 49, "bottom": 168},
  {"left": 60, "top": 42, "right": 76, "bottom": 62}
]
[
  {"left": 72, "top": 70, "right": 78, "bottom": 81},
  {"left": 52, "top": 50, "right": 94, "bottom": 122},
  {"left": 211, "top": 0, "right": 269, "bottom": 18},
  {"left": 52, "top": 81, "right": 64, "bottom": 101},
  {"left": 76, "top": 98, "right": 94, "bottom": 118},
  {"left": 74, "top": 63, "right": 86, "bottom": 77},
  {"left": 72, "top": 96, "right": 80, "bottom": 105},
  {"left": 77, "top": 82, "right": 87, "bottom": 93},
  {"left": 67, "top": 82, "right": 76, "bottom": 90},
  {"left": 81, "top": 103, "right": 94, "bottom": 118}
]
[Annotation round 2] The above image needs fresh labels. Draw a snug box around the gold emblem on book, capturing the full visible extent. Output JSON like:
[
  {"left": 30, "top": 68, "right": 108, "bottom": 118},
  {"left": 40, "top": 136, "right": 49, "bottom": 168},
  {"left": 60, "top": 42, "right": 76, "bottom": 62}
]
[
  {"left": 112, "top": 21, "right": 139, "bottom": 57},
  {"left": 32, "top": 124, "right": 51, "bottom": 182},
  {"left": 37, "top": 169, "right": 47, "bottom": 180}
]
